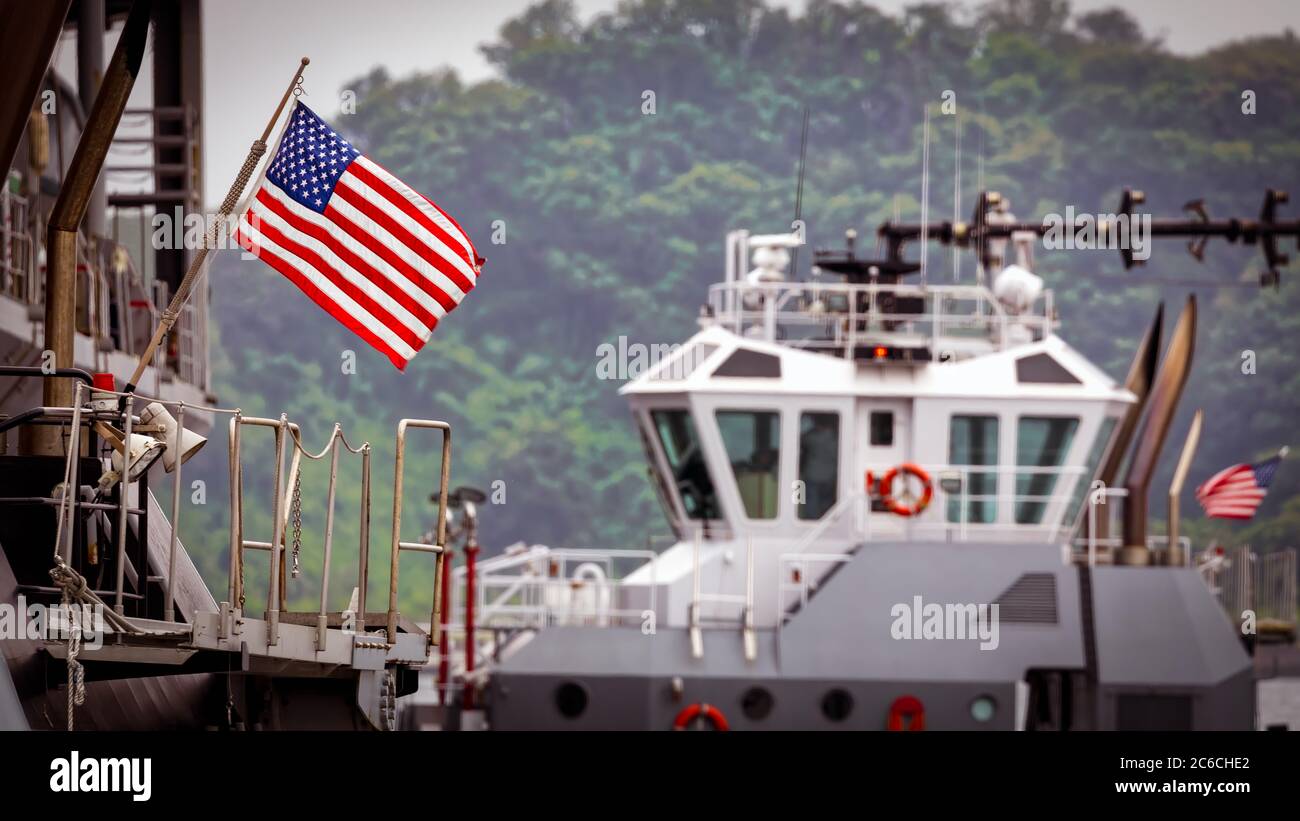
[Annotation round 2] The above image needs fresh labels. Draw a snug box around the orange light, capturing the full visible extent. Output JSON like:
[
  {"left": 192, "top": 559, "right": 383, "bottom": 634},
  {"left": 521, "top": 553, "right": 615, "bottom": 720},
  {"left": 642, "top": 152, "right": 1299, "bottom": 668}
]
[{"left": 873, "top": 346, "right": 888, "bottom": 360}]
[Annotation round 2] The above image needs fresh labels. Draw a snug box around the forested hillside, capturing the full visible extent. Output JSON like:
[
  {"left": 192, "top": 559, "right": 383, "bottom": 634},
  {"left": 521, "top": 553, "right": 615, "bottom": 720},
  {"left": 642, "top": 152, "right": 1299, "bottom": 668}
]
[{"left": 185, "top": 0, "right": 1300, "bottom": 611}]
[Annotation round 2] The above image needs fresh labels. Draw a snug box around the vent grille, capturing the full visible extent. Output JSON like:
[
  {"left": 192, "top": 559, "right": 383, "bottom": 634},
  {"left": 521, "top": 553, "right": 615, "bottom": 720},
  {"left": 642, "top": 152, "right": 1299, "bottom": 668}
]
[{"left": 994, "top": 572, "right": 1058, "bottom": 624}]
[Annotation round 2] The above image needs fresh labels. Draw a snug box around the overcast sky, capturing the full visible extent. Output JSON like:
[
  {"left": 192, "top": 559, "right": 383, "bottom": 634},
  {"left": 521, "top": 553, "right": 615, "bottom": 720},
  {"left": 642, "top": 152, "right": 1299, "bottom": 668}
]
[{"left": 51, "top": 0, "right": 1300, "bottom": 207}]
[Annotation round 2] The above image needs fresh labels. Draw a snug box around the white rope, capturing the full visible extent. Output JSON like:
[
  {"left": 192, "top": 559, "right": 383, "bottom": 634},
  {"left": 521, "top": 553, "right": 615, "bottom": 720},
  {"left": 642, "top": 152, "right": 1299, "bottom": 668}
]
[{"left": 65, "top": 601, "right": 85, "bottom": 731}]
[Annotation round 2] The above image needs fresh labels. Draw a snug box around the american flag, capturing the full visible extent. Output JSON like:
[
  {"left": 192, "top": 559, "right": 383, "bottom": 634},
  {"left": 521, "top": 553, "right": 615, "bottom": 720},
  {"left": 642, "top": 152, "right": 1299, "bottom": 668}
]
[
  {"left": 234, "top": 102, "right": 481, "bottom": 369},
  {"left": 1195, "top": 452, "right": 1285, "bottom": 520}
]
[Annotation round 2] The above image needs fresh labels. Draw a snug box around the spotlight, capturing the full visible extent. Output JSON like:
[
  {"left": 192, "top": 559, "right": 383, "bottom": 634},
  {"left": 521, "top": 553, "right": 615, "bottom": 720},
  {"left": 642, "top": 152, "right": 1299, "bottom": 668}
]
[
  {"left": 94, "top": 422, "right": 165, "bottom": 482},
  {"left": 140, "top": 402, "right": 207, "bottom": 472}
]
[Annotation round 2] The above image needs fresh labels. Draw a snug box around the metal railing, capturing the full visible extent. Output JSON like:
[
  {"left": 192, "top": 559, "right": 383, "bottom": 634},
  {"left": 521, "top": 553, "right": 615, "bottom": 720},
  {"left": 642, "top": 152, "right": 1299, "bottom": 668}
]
[
  {"left": 707, "top": 279, "right": 1055, "bottom": 357},
  {"left": 28, "top": 382, "right": 450, "bottom": 655},
  {"left": 0, "top": 183, "right": 34, "bottom": 304},
  {"left": 1200, "top": 545, "right": 1298, "bottom": 636},
  {"left": 451, "top": 546, "right": 658, "bottom": 630},
  {"left": 388, "top": 419, "right": 451, "bottom": 646},
  {"left": 0, "top": 189, "right": 209, "bottom": 391},
  {"left": 860, "top": 462, "right": 1089, "bottom": 544}
]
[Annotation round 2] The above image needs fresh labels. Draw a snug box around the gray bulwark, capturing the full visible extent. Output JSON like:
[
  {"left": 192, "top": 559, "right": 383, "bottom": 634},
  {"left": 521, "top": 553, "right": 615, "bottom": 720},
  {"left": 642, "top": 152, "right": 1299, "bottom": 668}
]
[
  {"left": 1091, "top": 566, "right": 1250, "bottom": 686},
  {"left": 777, "top": 543, "right": 1085, "bottom": 680}
]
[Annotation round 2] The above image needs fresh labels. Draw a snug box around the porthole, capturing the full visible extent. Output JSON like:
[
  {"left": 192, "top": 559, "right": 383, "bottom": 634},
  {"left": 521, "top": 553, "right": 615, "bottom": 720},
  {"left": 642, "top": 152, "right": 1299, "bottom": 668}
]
[
  {"left": 970, "top": 694, "right": 997, "bottom": 723},
  {"left": 554, "top": 681, "right": 588, "bottom": 719},
  {"left": 741, "top": 686, "right": 774, "bottom": 721},
  {"left": 821, "top": 688, "right": 854, "bottom": 722}
]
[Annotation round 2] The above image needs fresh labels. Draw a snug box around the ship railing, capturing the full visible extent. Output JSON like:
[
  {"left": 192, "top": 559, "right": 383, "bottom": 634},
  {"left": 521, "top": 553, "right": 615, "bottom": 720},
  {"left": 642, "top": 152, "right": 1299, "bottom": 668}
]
[
  {"left": 1197, "top": 545, "right": 1298, "bottom": 640},
  {"left": 856, "top": 462, "right": 1089, "bottom": 545},
  {"left": 15, "top": 378, "right": 448, "bottom": 657},
  {"left": 0, "top": 181, "right": 35, "bottom": 305},
  {"left": 707, "top": 279, "right": 1055, "bottom": 356},
  {"left": 0, "top": 185, "right": 209, "bottom": 393},
  {"left": 451, "top": 546, "right": 657, "bottom": 631},
  {"left": 74, "top": 238, "right": 114, "bottom": 371}
]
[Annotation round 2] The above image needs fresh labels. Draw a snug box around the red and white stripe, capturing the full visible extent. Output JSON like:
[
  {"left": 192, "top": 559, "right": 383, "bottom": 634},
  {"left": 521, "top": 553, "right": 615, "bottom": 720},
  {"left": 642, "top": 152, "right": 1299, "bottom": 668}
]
[
  {"left": 233, "top": 156, "right": 479, "bottom": 370},
  {"left": 1195, "top": 464, "right": 1266, "bottom": 520}
]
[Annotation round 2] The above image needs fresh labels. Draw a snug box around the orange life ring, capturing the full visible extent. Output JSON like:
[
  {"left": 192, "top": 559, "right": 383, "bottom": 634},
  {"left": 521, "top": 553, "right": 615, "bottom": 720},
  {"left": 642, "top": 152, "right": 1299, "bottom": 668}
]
[
  {"left": 887, "top": 695, "right": 925, "bottom": 731},
  {"left": 878, "top": 463, "right": 933, "bottom": 517},
  {"left": 673, "top": 703, "right": 729, "bottom": 731}
]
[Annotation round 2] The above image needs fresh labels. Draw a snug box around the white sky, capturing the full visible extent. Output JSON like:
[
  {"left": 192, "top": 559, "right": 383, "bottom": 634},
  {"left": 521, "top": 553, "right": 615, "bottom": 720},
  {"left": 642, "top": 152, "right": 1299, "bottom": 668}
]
[{"left": 51, "top": 0, "right": 1300, "bottom": 207}]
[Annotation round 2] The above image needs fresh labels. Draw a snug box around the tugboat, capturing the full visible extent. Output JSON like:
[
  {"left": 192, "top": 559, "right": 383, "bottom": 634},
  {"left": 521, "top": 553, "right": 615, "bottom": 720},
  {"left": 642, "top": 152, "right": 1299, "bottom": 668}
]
[{"left": 415, "top": 189, "right": 1299, "bottom": 731}]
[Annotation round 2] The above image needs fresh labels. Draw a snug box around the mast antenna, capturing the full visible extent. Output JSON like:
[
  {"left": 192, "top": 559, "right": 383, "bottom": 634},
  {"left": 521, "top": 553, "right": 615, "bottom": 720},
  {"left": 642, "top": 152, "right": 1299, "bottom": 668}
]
[
  {"left": 920, "top": 105, "right": 931, "bottom": 286},
  {"left": 953, "top": 109, "right": 962, "bottom": 282},
  {"left": 790, "top": 104, "right": 810, "bottom": 278}
]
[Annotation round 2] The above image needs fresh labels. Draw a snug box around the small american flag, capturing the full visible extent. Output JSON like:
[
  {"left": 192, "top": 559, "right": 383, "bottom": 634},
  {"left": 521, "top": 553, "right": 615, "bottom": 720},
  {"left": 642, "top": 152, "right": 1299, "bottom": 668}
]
[
  {"left": 234, "top": 102, "right": 481, "bottom": 369},
  {"left": 1195, "top": 451, "right": 1286, "bottom": 520}
]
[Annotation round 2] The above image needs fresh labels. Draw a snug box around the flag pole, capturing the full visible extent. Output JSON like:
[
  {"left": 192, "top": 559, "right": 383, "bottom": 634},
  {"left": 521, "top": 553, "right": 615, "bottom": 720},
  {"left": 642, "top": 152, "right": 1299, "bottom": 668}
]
[{"left": 124, "top": 57, "right": 311, "bottom": 394}]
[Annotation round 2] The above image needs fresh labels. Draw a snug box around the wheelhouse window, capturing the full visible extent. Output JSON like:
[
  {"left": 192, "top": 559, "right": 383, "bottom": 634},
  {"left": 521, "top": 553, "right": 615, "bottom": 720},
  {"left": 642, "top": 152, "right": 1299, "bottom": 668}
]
[
  {"left": 947, "top": 415, "right": 999, "bottom": 524},
  {"left": 716, "top": 411, "right": 781, "bottom": 519},
  {"left": 651, "top": 410, "right": 720, "bottom": 520},
  {"left": 1015, "top": 416, "right": 1080, "bottom": 524},
  {"left": 1062, "top": 416, "right": 1118, "bottom": 528},
  {"left": 637, "top": 416, "right": 679, "bottom": 528},
  {"left": 798, "top": 413, "right": 840, "bottom": 520}
]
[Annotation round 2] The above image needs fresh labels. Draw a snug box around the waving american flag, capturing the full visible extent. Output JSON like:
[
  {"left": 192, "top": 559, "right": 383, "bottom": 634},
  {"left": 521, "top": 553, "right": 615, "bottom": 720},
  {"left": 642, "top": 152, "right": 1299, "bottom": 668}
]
[
  {"left": 1195, "top": 451, "right": 1286, "bottom": 520},
  {"left": 234, "top": 102, "right": 482, "bottom": 369}
]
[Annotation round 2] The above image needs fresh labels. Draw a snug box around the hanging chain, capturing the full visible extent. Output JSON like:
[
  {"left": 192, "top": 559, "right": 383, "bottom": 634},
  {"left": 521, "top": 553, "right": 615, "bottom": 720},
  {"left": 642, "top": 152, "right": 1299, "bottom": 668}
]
[
  {"left": 238, "top": 464, "right": 247, "bottom": 609},
  {"left": 291, "top": 469, "right": 303, "bottom": 578}
]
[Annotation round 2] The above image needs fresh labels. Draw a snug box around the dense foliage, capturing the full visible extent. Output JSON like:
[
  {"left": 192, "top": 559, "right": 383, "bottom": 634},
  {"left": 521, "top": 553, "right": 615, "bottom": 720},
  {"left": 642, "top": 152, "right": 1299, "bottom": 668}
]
[{"left": 184, "top": 0, "right": 1300, "bottom": 610}]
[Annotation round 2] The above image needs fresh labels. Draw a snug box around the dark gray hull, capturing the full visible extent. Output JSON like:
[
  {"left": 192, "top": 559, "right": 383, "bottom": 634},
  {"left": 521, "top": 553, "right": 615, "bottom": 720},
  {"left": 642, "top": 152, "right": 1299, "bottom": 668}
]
[{"left": 486, "top": 543, "right": 1255, "bottom": 730}]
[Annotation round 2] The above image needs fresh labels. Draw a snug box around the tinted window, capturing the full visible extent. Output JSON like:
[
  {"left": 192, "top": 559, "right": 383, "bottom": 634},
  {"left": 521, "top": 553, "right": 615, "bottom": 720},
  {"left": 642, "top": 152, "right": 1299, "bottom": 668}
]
[
  {"left": 716, "top": 411, "right": 780, "bottom": 519},
  {"left": 1015, "top": 416, "right": 1079, "bottom": 524},
  {"left": 798, "top": 413, "right": 839, "bottom": 520},
  {"left": 651, "top": 410, "right": 720, "bottom": 520},
  {"left": 1062, "top": 416, "right": 1118, "bottom": 528},
  {"left": 948, "top": 415, "right": 999, "bottom": 524}
]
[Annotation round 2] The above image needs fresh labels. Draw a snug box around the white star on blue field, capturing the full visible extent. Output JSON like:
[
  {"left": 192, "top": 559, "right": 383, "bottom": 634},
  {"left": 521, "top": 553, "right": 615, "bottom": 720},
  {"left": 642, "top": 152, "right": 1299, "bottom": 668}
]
[{"left": 266, "top": 103, "right": 362, "bottom": 214}]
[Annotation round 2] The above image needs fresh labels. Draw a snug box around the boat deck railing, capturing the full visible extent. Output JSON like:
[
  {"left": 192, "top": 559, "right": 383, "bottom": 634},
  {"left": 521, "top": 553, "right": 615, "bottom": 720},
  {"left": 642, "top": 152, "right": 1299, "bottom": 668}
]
[
  {"left": 450, "top": 545, "right": 658, "bottom": 631},
  {"left": 1199, "top": 545, "right": 1298, "bottom": 641},
  {"left": 0, "top": 183, "right": 208, "bottom": 391},
  {"left": 0, "top": 373, "right": 451, "bottom": 671},
  {"left": 706, "top": 279, "right": 1056, "bottom": 358}
]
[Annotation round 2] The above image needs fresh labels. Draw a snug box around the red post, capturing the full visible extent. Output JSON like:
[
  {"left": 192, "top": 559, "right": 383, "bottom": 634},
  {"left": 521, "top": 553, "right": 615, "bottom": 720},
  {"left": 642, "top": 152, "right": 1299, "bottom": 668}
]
[
  {"left": 436, "top": 546, "right": 454, "bottom": 705},
  {"left": 462, "top": 542, "right": 479, "bottom": 710}
]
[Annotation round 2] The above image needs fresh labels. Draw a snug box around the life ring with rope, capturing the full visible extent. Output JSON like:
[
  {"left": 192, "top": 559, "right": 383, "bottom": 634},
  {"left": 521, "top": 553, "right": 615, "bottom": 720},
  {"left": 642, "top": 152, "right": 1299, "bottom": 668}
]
[
  {"left": 672, "top": 702, "right": 729, "bottom": 731},
  {"left": 877, "top": 463, "right": 933, "bottom": 517}
]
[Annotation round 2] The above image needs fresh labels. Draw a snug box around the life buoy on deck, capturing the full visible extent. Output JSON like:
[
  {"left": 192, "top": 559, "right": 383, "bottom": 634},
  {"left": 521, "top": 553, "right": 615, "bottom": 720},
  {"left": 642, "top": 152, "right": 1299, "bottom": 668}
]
[
  {"left": 877, "top": 463, "right": 933, "bottom": 517},
  {"left": 673, "top": 703, "right": 729, "bottom": 731},
  {"left": 887, "top": 695, "right": 925, "bottom": 731}
]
